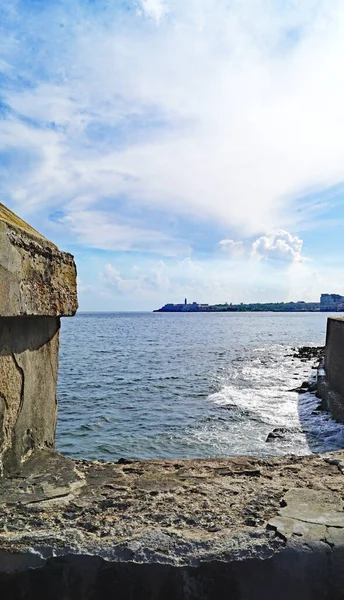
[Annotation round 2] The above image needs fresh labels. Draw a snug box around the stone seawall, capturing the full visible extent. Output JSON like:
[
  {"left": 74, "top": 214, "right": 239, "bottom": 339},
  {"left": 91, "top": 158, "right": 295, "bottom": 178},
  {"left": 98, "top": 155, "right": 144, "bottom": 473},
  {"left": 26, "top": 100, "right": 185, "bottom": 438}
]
[
  {"left": 0, "top": 451, "right": 344, "bottom": 600},
  {"left": 317, "top": 316, "right": 344, "bottom": 423}
]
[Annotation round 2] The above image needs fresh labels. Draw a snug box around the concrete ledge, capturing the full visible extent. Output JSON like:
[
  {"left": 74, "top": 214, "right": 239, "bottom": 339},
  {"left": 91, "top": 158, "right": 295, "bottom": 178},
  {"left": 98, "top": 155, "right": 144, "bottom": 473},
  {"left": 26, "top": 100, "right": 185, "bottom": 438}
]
[{"left": 0, "top": 451, "right": 343, "bottom": 599}]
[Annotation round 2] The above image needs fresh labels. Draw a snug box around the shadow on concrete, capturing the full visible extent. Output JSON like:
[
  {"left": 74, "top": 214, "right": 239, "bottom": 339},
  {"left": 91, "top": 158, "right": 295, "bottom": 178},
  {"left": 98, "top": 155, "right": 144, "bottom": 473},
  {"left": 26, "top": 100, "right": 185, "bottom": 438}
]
[
  {"left": 0, "top": 544, "right": 342, "bottom": 600},
  {"left": 0, "top": 316, "right": 60, "bottom": 355}
]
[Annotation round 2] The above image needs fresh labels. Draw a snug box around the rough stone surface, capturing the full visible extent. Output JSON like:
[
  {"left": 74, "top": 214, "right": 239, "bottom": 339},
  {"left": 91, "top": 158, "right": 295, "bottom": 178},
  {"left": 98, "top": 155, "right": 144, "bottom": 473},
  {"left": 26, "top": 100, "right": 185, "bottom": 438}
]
[
  {"left": 0, "top": 203, "right": 77, "bottom": 473},
  {"left": 0, "top": 203, "right": 77, "bottom": 317},
  {"left": 0, "top": 317, "right": 60, "bottom": 473},
  {"left": 317, "top": 317, "right": 344, "bottom": 422},
  {"left": 0, "top": 450, "right": 343, "bottom": 598}
]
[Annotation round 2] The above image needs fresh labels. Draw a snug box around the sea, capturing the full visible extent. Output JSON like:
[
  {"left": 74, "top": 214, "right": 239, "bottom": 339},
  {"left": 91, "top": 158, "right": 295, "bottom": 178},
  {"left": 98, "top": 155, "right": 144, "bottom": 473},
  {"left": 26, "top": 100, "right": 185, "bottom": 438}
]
[{"left": 56, "top": 311, "right": 344, "bottom": 461}]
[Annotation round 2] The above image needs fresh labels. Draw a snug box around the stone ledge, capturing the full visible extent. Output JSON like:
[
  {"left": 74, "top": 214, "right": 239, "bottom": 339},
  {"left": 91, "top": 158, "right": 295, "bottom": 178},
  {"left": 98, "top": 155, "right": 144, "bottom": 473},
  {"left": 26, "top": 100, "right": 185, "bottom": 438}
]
[{"left": 0, "top": 450, "right": 343, "bottom": 598}]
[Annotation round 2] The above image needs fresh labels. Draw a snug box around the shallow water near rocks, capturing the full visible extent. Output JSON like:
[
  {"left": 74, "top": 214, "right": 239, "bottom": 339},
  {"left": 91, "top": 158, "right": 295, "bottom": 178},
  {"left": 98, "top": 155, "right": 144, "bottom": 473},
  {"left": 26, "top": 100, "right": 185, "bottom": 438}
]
[{"left": 56, "top": 312, "right": 344, "bottom": 461}]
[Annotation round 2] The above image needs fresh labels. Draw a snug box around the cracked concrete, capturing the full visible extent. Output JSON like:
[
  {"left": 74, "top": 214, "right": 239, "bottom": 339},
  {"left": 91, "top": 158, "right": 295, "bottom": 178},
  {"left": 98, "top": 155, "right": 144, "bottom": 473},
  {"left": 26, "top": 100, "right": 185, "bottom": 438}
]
[{"left": 0, "top": 317, "right": 60, "bottom": 473}]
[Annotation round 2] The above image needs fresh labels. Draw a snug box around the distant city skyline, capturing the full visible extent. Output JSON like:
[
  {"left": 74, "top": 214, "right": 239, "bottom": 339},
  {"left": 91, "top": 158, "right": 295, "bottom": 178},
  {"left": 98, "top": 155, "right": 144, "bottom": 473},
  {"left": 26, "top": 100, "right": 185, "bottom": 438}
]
[
  {"left": 2, "top": 1, "right": 344, "bottom": 310},
  {"left": 153, "top": 293, "right": 344, "bottom": 312}
]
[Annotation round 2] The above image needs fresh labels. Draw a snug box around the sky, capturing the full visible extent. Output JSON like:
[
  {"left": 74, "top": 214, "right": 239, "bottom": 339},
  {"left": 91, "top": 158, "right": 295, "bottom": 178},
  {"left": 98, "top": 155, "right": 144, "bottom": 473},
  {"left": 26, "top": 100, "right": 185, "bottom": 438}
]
[{"left": 1, "top": 0, "right": 344, "bottom": 310}]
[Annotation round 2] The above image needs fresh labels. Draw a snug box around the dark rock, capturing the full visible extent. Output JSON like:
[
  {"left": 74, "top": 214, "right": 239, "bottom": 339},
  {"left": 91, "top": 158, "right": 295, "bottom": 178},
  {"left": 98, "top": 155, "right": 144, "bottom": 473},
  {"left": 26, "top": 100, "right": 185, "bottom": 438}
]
[
  {"left": 266, "top": 428, "right": 301, "bottom": 442},
  {"left": 292, "top": 346, "right": 324, "bottom": 361},
  {"left": 207, "top": 525, "right": 221, "bottom": 532}
]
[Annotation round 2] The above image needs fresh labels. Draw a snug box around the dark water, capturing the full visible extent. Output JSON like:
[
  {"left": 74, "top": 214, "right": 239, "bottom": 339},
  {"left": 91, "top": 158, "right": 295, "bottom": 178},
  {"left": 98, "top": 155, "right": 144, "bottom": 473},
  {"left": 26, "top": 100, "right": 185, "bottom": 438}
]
[{"left": 56, "top": 312, "right": 344, "bottom": 461}]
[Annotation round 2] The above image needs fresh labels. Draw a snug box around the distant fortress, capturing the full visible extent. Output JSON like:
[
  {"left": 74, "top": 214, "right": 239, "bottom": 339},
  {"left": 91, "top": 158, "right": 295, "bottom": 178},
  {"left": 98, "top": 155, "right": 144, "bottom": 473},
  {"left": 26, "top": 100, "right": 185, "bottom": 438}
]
[{"left": 153, "top": 294, "right": 344, "bottom": 313}]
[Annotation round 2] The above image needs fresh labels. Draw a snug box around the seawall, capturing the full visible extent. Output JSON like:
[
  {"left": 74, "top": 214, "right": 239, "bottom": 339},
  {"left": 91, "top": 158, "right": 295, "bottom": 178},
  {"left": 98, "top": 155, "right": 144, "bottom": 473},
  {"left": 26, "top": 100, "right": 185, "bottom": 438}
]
[
  {"left": 318, "top": 316, "right": 344, "bottom": 423},
  {"left": 1, "top": 451, "right": 344, "bottom": 600}
]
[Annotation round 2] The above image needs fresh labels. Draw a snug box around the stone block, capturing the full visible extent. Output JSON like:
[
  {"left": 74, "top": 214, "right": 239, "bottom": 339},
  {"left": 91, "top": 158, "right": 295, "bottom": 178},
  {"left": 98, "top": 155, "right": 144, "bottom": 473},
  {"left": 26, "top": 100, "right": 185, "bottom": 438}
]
[
  {"left": 0, "top": 203, "right": 77, "bottom": 317},
  {"left": 0, "top": 204, "right": 77, "bottom": 473}
]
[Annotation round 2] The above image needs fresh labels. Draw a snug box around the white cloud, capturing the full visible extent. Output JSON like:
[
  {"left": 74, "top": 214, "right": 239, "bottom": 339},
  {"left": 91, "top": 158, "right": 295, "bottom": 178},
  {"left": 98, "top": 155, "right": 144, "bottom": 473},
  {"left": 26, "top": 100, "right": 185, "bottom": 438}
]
[
  {"left": 218, "top": 230, "right": 304, "bottom": 262},
  {"left": 100, "top": 261, "right": 170, "bottom": 295},
  {"left": 57, "top": 210, "right": 189, "bottom": 255},
  {"left": 251, "top": 230, "right": 304, "bottom": 262},
  {"left": 139, "top": 0, "right": 168, "bottom": 23},
  {"left": 2, "top": 0, "right": 344, "bottom": 241},
  {"left": 95, "top": 253, "right": 297, "bottom": 308},
  {"left": 218, "top": 239, "right": 245, "bottom": 258}
]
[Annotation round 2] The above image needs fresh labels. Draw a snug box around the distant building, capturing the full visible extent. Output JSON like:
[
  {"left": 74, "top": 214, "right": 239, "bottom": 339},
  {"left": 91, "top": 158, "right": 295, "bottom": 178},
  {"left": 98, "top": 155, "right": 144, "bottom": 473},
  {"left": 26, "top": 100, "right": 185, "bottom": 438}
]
[{"left": 320, "top": 294, "right": 344, "bottom": 312}]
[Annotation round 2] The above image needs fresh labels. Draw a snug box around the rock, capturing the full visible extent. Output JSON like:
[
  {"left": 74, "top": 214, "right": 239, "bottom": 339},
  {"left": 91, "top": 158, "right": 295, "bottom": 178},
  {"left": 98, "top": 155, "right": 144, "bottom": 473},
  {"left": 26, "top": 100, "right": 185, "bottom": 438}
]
[
  {"left": 292, "top": 346, "right": 324, "bottom": 361},
  {"left": 288, "top": 379, "right": 317, "bottom": 394},
  {"left": 207, "top": 525, "right": 221, "bottom": 532},
  {"left": 266, "top": 428, "right": 301, "bottom": 442}
]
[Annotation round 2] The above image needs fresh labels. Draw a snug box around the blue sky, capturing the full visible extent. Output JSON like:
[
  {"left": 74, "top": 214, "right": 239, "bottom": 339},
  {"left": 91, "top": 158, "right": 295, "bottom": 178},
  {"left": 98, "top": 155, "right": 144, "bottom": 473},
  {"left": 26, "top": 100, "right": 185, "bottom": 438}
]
[{"left": 1, "top": 0, "right": 344, "bottom": 310}]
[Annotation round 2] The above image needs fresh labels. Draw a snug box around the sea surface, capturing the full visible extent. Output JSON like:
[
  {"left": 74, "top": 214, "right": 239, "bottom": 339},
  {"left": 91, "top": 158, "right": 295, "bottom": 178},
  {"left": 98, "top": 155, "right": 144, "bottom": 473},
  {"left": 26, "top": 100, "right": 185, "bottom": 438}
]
[{"left": 56, "top": 312, "right": 344, "bottom": 461}]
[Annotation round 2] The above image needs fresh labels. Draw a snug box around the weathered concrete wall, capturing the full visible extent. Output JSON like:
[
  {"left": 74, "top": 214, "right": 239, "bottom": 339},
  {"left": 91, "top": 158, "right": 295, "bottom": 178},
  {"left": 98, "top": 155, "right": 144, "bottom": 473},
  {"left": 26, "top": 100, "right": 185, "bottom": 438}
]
[
  {"left": 0, "top": 317, "right": 60, "bottom": 473},
  {"left": 0, "top": 203, "right": 77, "bottom": 473},
  {"left": 0, "top": 203, "right": 77, "bottom": 317},
  {"left": 318, "top": 317, "right": 344, "bottom": 422}
]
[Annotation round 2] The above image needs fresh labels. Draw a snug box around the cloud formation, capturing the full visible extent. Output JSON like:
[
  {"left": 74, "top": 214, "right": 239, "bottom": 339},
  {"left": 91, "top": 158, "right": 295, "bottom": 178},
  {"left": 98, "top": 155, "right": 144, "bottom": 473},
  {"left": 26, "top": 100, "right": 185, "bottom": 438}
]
[
  {"left": 57, "top": 210, "right": 189, "bottom": 255},
  {"left": 251, "top": 230, "right": 304, "bottom": 262},
  {"left": 218, "top": 239, "right": 245, "bottom": 258},
  {"left": 101, "top": 261, "right": 170, "bottom": 295},
  {"left": 2, "top": 0, "right": 344, "bottom": 246},
  {"left": 2, "top": 0, "right": 344, "bottom": 309},
  {"left": 219, "top": 230, "right": 304, "bottom": 262},
  {"left": 139, "top": 0, "right": 168, "bottom": 23}
]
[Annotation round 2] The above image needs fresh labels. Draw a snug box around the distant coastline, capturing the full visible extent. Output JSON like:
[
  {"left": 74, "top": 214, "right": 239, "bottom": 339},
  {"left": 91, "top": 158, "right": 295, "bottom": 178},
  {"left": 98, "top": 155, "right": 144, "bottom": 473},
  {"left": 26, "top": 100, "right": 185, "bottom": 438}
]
[
  {"left": 154, "top": 301, "right": 321, "bottom": 313},
  {"left": 154, "top": 294, "right": 344, "bottom": 313}
]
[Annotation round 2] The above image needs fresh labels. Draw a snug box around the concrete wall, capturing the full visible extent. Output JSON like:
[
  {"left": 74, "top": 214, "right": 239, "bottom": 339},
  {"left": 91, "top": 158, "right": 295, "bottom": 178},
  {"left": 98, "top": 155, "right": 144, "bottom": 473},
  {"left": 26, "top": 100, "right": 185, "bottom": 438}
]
[
  {"left": 0, "top": 549, "right": 342, "bottom": 600},
  {"left": 0, "top": 203, "right": 77, "bottom": 473},
  {"left": 0, "top": 205, "right": 77, "bottom": 317},
  {"left": 0, "top": 317, "right": 60, "bottom": 473},
  {"left": 319, "top": 317, "right": 344, "bottom": 422}
]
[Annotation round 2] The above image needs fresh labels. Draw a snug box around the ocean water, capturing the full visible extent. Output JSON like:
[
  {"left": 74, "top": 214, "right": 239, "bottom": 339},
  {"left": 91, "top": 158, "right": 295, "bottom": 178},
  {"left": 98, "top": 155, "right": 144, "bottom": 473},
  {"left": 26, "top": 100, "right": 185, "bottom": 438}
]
[{"left": 56, "top": 312, "right": 344, "bottom": 461}]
